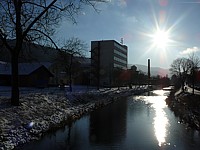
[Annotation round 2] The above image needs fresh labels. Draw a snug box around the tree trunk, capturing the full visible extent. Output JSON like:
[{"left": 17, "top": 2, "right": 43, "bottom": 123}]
[
  {"left": 11, "top": 53, "right": 20, "bottom": 106},
  {"left": 181, "top": 78, "right": 185, "bottom": 92},
  {"left": 11, "top": 0, "right": 22, "bottom": 106},
  {"left": 69, "top": 54, "right": 73, "bottom": 92},
  {"left": 192, "top": 67, "right": 195, "bottom": 95},
  {"left": 69, "top": 70, "right": 72, "bottom": 92}
]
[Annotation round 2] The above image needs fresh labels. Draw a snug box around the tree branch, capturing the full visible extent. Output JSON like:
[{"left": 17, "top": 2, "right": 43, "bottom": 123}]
[
  {"left": 22, "top": 1, "right": 47, "bottom": 9},
  {"left": 7, "top": 1, "right": 16, "bottom": 25},
  {"left": 22, "top": 0, "right": 58, "bottom": 38},
  {"left": 29, "top": 28, "right": 59, "bottom": 50},
  {"left": 0, "top": 29, "right": 13, "bottom": 52}
]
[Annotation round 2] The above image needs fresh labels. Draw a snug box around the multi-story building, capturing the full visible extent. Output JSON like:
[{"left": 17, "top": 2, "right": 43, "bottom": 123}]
[{"left": 91, "top": 40, "right": 128, "bottom": 87}]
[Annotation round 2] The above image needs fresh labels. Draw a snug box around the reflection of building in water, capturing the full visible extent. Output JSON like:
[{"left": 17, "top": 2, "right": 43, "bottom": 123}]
[{"left": 89, "top": 99, "right": 127, "bottom": 144}]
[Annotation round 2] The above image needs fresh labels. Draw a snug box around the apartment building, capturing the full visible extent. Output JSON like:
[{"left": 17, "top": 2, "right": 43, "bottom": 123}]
[{"left": 91, "top": 40, "right": 128, "bottom": 87}]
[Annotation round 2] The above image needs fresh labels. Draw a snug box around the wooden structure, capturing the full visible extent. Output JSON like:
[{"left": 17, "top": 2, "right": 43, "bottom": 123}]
[{"left": 0, "top": 62, "right": 53, "bottom": 87}]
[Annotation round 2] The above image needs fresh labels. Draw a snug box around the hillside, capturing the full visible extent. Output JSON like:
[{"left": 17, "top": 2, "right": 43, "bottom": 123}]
[
  {"left": 128, "top": 64, "right": 170, "bottom": 77},
  {"left": 0, "top": 40, "right": 57, "bottom": 63}
]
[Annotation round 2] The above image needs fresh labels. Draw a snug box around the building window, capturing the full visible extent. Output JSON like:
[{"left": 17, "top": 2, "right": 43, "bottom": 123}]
[
  {"left": 114, "top": 49, "right": 127, "bottom": 58},
  {"left": 114, "top": 56, "right": 127, "bottom": 64},
  {"left": 114, "top": 63, "right": 125, "bottom": 68},
  {"left": 114, "top": 42, "right": 127, "bottom": 53}
]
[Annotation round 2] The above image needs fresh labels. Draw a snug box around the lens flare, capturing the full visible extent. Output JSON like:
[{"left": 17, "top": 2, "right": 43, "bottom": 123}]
[{"left": 152, "top": 29, "right": 170, "bottom": 49}]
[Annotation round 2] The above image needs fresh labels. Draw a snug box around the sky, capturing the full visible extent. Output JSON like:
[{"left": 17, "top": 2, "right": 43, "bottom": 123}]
[{"left": 55, "top": 0, "right": 200, "bottom": 69}]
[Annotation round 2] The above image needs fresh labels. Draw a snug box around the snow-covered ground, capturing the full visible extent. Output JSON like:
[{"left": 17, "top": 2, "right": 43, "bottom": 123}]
[
  {"left": 0, "top": 85, "right": 98, "bottom": 97},
  {"left": 0, "top": 85, "right": 147, "bottom": 96}
]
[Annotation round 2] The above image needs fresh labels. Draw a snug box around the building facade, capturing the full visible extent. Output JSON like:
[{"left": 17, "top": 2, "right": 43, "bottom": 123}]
[{"left": 91, "top": 40, "right": 128, "bottom": 87}]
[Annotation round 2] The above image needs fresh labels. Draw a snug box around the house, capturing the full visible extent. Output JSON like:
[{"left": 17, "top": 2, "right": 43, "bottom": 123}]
[{"left": 0, "top": 62, "right": 53, "bottom": 87}]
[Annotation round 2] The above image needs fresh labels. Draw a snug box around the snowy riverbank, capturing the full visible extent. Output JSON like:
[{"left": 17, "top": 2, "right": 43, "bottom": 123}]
[
  {"left": 0, "top": 87, "right": 147, "bottom": 150},
  {"left": 166, "top": 89, "right": 200, "bottom": 130}
]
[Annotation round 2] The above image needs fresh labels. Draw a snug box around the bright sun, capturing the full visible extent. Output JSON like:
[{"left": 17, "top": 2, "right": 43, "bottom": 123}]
[{"left": 152, "top": 29, "right": 169, "bottom": 49}]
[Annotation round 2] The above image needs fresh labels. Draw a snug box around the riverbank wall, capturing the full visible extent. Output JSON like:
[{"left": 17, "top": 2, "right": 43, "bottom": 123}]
[
  {"left": 0, "top": 87, "right": 148, "bottom": 150},
  {"left": 166, "top": 89, "right": 200, "bottom": 130}
]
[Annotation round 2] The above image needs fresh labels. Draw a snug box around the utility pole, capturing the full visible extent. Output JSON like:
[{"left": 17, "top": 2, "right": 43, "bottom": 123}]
[
  {"left": 97, "top": 41, "right": 100, "bottom": 90},
  {"left": 192, "top": 66, "right": 195, "bottom": 95},
  {"left": 148, "top": 59, "right": 151, "bottom": 88}
]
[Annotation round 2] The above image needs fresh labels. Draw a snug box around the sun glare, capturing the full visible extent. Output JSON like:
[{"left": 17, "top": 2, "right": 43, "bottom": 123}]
[
  {"left": 145, "top": 92, "right": 169, "bottom": 147},
  {"left": 152, "top": 29, "right": 169, "bottom": 49}
]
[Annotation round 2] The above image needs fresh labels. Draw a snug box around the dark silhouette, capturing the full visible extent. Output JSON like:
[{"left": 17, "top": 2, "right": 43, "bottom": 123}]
[
  {"left": 170, "top": 57, "right": 193, "bottom": 91},
  {"left": 170, "top": 56, "right": 200, "bottom": 92},
  {"left": 0, "top": 0, "right": 106, "bottom": 105},
  {"left": 54, "top": 38, "right": 87, "bottom": 92}
]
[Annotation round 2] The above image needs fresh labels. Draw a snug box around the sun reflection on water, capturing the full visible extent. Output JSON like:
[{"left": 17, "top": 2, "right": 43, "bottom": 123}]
[
  {"left": 154, "top": 102, "right": 168, "bottom": 146},
  {"left": 145, "top": 90, "right": 169, "bottom": 146}
]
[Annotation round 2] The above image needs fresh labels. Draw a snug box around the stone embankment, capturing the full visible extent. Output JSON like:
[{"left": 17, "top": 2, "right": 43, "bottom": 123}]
[
  {"left": 166, "top": 89, "right": 200, "bottom": 130},
  {"left": 0, "top": 87, "right": 147, "bottom": 150}
]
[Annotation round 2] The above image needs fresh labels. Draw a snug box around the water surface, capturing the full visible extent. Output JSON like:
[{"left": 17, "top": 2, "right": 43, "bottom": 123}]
[{"left": 21, "top": 90, "right": 200, "bottom": 150}]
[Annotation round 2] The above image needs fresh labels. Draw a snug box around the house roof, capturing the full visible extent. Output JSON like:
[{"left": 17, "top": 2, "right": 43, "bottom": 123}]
[{"left": 0, "top": 62, "right": 52, "bottom": 75}]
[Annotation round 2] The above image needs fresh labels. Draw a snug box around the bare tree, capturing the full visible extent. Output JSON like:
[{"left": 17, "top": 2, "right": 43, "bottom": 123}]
[
  {"left": 0, "top": 0, "right": 106, "bottom": 105},
  {"left": 189, "top": 53, "right": 200, "bottom": 69},
  {"left": 170, "top": 57, "right": 193, "bottom": 91},
  {"left": 189, "top": 53, "right": 200, "bottom": 94},
  {"left": 55, "top": 37, "right": 87, "bottom": 92}
]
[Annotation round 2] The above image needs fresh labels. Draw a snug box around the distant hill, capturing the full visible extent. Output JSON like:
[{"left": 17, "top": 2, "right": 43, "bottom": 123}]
[
  {"left": 0, "top": 40, "right": 58, "bottom": 63},
  {"left": 128, "top": 64, "right": 170, "bottom": 77}
]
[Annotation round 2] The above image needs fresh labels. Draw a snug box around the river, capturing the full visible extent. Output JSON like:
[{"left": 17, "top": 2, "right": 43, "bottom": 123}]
[{"left": 20, "top": 90, "right": 200, "bottom": 150}]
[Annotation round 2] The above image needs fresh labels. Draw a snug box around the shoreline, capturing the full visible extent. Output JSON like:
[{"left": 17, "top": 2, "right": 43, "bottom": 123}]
[
  {"left": 166, "top": 89, "right": 200, "bottom": 130},
  {"left": 0, "top": 88, "right": 147, "bottom": 150}
]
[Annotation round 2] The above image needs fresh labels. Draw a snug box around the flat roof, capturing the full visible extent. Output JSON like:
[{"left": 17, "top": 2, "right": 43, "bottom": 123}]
[{"left": 91, "top": 40, "right": 127, "bottom": 47}]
